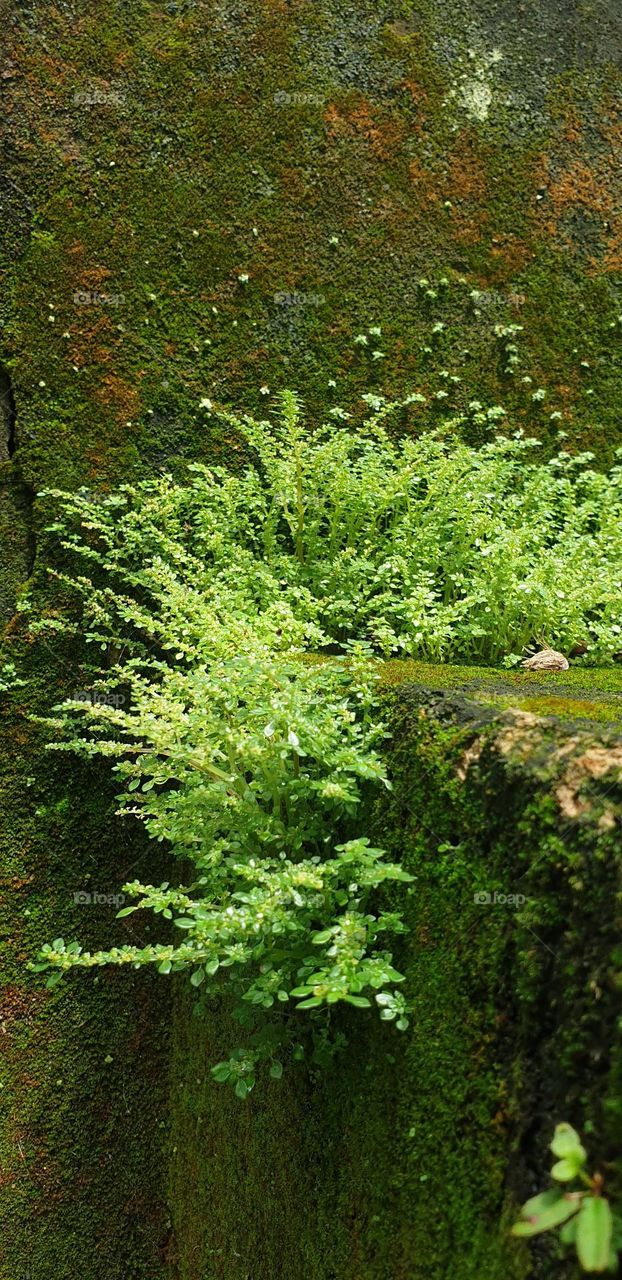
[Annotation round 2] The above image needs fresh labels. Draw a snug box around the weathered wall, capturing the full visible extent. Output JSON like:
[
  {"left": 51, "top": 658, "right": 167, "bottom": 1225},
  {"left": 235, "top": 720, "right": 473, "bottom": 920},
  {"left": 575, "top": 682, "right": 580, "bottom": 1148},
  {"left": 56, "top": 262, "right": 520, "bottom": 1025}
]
[
  {"left": 0, "top": 647, "right": 172, "bottom": 1280},
  {"left": 2, "top": 0, "right": 622, "bottom": 488},
  {"left": 170, "top": 690, "right": 622, "bottom": 1280},
  {"left": 1, "top": 2, "right": 621, "bottom": 1278}
]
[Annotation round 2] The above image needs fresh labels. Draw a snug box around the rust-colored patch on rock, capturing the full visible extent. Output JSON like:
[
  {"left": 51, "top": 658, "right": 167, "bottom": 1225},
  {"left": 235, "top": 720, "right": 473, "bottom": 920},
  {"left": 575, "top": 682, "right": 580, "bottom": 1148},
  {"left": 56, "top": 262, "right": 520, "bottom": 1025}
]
[
  {"left": 536, "top": 98, "right": 622, "bottom": 271},
  {"left": 445, "top": 134, "right": 490, "bottom": 245},
  {"left": 324, "top": 97, "right": 406, "bottom": 161},
  {"left": 407, "top": 157, "right": 441, "bottom": 206},
  {"left": 487, "top": 234, "right": 534, "bottom": 278},
  {"left": 0, "top": 986, "right": 45, "bottom": 1038},
  {"left": 94, "top": 372, "right": 141, "bottom": 422}
]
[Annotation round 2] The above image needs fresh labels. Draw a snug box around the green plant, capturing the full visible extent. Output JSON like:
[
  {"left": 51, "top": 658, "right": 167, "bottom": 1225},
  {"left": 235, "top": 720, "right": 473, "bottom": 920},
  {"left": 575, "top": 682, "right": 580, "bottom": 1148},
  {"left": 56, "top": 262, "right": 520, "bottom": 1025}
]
[
  {"left": 28, "top": 390, "right": 622, "bottom": 1086},
  {"left": 27, "top": 391, "right": 622, "bottom": 665},
  {"left": 33, "top": 641, "right": 412, "bottom": 1087},
  {"left": 512, "top": 1123, "right": 621, "bottom": 1273},
  {"left": 0, "top": 662, "right": 25, "bottom": 693}
]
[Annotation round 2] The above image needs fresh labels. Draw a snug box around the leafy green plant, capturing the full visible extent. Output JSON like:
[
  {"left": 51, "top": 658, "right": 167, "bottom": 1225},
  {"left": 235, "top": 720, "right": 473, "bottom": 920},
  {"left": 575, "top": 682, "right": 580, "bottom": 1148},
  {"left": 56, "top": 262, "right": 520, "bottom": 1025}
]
[
  {"left": 27, "top": 390, "right": 622, "bottom": 1087},
  {"left": 0, "top": 661, "right": 24, "bottom": 693},
  {"left": 512, "top": 1123, "right": 621, "bottom": 1273},
  {"left": 29, "top": 390, "right": 622, "bottom": 665},
  {"left": 33, "top": 642, "right": 412, "bottom": 1087}
]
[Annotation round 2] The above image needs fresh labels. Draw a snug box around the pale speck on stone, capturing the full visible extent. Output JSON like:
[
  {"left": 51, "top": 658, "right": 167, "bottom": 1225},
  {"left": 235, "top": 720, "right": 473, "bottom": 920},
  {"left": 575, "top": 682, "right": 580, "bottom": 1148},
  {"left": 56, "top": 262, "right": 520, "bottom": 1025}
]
[{"left": 521, "top": 648, "right": 570, "bottom": 672}]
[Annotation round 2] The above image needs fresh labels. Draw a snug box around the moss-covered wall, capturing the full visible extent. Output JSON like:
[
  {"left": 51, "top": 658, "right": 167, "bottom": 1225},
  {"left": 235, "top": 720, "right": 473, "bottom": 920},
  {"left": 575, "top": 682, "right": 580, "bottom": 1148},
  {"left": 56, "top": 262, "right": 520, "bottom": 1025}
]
[
  {"left": 1, "top": 1, "right": 621, "bottom": 1277},
  {"left": 169, "top": 690, "right": 622, "bottom": 1280},
  {"left": 2, "top": 0, "right": 622, "bottom": 489},
  {"left": 0, "top": 642, "right": 172, "bottom": 1280}
]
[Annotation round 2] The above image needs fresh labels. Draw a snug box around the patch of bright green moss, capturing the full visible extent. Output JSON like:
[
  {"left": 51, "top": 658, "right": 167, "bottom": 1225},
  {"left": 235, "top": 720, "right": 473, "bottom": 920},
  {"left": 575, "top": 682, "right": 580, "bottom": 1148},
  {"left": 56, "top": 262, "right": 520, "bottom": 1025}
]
[{"left": 382, "top": 660, "right": 622, "bottom": 725}]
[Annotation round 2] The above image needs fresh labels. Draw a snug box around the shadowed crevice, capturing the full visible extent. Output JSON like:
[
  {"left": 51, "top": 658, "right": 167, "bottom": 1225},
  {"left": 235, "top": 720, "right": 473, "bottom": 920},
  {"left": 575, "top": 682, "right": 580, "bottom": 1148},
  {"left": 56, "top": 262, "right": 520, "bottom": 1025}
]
[{"left": 0, "top": 362, "right": 17, "bottom": 461}]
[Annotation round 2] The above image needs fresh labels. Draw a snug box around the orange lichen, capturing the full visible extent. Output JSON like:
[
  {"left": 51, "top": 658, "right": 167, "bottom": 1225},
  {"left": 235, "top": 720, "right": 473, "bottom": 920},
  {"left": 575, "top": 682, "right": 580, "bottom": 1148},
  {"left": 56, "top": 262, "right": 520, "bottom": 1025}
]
[
  {"left": 401, "top": 77, "right": 427, "bottom": 106},
  {"left": 94, "top": 373, "right": 141, "bottom": 421},
  {"left": 445, "top": 135, "right": 490, "bottom": 244},
  {"left": 406, "top": 157, "right": 441, "bottom": 206},
  {"left": 0, "top": 986, "right": 45, "bottom": 1035},
  {"left": 324, "top": 97, "right": 406, "bottom": 160},
  {"left": 536, "top": 98, "right": 622, "bottom": 271},
  {"left": 487, "top": 234, "right": 534, "bottom": 277}
]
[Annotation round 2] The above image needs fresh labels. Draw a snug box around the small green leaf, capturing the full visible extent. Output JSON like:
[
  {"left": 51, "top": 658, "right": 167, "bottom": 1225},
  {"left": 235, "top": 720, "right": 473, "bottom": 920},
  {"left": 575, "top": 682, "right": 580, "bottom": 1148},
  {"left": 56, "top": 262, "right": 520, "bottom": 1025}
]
[
  {"left": 270, "top": 1061, "right": 283, "bottom": 1079},
  {"left": 560, "top": 1217, "right": 578, "bottom": 1245},
  {"left": 552, "top": 1157, "right": 585, "bottom": 1182},
  {"left": 576, "top": 1197, "right": 612, "bottom": 1272},
  {"left": 521, "top": 1188, "right": 563, "bottom": 1218},
  {"left": 512, "top": 1192, "right": 580, "bottom": 1237},
  {"left": 190, "top": 969, "right": 205, "bottom": 987},
  {"left": 235, "top": 1078, "right": 249, "bottom": 1099},
  {"left": 551, "top": 1123, "right": 586, "bottom": 1164}
]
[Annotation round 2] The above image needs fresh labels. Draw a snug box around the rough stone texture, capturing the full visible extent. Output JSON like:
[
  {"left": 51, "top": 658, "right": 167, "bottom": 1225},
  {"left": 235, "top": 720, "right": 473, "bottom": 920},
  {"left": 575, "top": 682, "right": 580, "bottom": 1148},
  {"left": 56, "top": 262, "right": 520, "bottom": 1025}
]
[{"left": 0, "top": 1, "right": 621, "bottom": 1277}]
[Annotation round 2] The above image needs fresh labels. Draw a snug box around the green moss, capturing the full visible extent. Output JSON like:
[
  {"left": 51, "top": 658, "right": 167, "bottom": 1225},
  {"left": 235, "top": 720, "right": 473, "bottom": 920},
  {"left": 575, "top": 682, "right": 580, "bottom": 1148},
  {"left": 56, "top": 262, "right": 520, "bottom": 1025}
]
[
  {"left": 381, "top": 661, "right": 622, "bottom": 724},
  {"left": 167, "top": 690, "right": 621, "bottom": 1279},
  {"left": 0, "top": 466, "right": 32, "bottom": 624},
  {"left": 2, "top": 2, "right": 622, "bottom": 1276},
  {"left": 3, "top": 1, "right": 622, "bottom": 488},
  {"left": 0, "top": 651, "right": 170, "bottom": 1280}
]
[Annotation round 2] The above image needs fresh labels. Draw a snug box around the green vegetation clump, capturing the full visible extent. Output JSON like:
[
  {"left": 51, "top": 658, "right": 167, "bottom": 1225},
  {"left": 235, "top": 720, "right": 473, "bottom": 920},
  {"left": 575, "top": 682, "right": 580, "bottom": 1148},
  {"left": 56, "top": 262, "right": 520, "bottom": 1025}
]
[
  {"left": 513, "top": 1123, "right": 619, "bottom": 1273},
  {"left": 36, "top": 648, "right": 412, "bottom": 1092},
  {"left": 31, "top": 391, "right": 622, "bottom": 662},
  {"left": 28, "top": 391, "right": 622, "bottom": 1088}
]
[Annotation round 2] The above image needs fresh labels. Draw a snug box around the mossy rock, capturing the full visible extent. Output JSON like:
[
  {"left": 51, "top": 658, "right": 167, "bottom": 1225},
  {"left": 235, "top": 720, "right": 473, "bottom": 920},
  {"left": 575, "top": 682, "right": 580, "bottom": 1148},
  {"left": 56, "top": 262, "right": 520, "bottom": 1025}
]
[
  {"left": 382, "top": 660, "right": 622, "bottom": 726},
  {"left": 1, "top": 1, "right": 621, "bottom": 1277},
  {"left": 168, "top": 690, "right": 622, "bottom": 1279}
]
